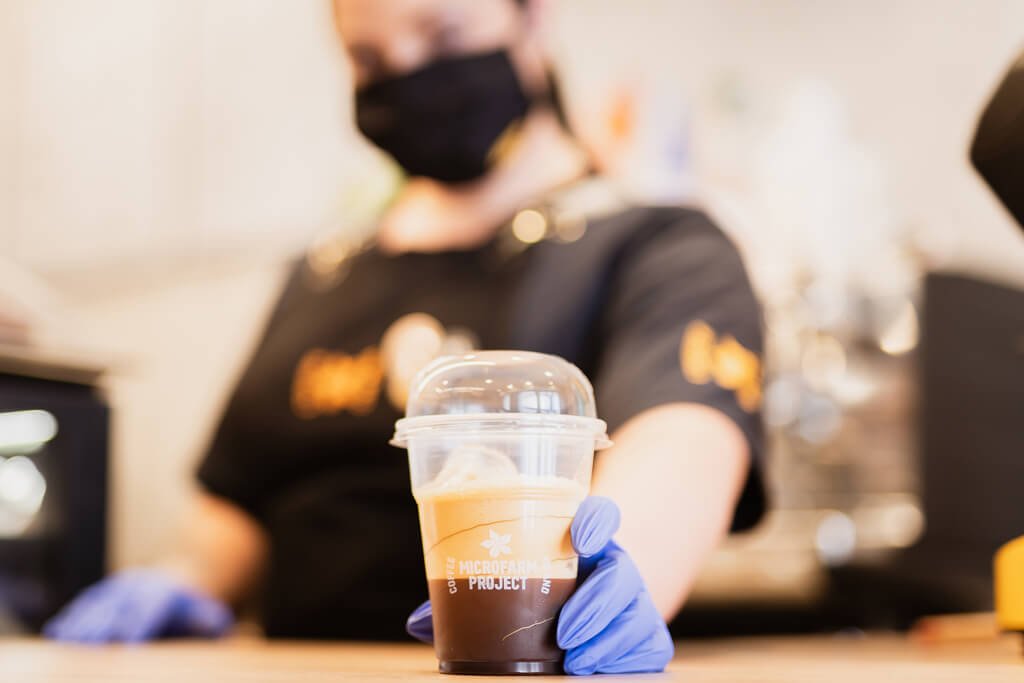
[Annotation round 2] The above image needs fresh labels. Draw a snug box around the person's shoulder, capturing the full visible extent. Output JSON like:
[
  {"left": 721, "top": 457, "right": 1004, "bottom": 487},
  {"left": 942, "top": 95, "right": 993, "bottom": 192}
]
[
  {"left": 279, "top": 243, "right": 388, "bottom": 303},
  {"left": 597, "top": 204, "right": 717, "bottom": 229},
  {"left": 589, "top": 204, "right": 746, "bottom": 271},
  {"left": 590, "top": 203, "right": 731, "bottom": 243}
]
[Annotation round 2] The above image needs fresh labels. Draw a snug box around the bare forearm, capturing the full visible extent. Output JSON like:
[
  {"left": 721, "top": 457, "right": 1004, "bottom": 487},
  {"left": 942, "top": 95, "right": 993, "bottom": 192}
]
[
  {"left": 590, "top": 403, "right": 749, "bottom": 621},
  {"left": 161, "top": 492, "right": 269, "bottom": 606}
]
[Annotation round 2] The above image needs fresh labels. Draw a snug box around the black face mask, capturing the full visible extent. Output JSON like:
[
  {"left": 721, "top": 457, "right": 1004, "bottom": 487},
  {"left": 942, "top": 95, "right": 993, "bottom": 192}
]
[{"left": 355, "top": 50, "right": 531, "bottom": 184}]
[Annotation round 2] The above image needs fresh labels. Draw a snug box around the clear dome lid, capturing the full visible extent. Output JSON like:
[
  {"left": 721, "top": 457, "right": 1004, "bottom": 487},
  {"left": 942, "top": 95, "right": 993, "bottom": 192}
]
[{"left": 392, "top": 351, "right": 611, "bottom": 447}]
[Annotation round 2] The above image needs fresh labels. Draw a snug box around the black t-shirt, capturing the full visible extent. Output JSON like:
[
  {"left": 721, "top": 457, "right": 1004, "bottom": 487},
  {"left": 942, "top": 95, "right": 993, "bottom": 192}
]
[{"left": 197, "top": 205, "right": 765, "bottom": 639}]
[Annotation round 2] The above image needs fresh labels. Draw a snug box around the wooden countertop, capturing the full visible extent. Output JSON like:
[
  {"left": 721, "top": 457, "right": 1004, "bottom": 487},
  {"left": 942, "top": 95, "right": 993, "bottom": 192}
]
[{"left": 2, "top": 634, "right": 1021, "bottom": 682}]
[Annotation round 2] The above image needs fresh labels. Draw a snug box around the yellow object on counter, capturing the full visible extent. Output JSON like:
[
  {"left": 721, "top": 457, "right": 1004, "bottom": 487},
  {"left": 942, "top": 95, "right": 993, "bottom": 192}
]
[{"left": 995, "top": 535, "right": 1024, "bottom": 631}]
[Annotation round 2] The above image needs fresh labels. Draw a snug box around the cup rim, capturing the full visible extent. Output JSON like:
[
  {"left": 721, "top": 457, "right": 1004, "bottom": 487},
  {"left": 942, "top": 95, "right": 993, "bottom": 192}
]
[{"left": 391, "top": 412, "right": 612, "bottom": 449}]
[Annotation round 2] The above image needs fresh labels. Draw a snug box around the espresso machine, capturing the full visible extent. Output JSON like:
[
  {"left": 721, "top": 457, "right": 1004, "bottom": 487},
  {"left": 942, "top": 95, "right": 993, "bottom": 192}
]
[{"left": 678, "top": 49, "right": 1024, "bottom": 635}]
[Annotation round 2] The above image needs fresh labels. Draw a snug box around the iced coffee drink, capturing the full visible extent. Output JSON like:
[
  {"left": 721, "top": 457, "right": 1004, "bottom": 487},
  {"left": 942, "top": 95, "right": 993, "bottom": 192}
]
[
  {"left": 417, "top": 457, "right": 585, "bottom": 672},
  {"left": 393, "top": 352, "right": 611, "bottom": 674}
]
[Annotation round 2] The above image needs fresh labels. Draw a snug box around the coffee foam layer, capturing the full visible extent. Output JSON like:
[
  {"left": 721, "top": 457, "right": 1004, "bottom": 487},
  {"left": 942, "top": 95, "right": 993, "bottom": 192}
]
[{"left": 416, "top": 477, "right": 585, "bottom": 581}]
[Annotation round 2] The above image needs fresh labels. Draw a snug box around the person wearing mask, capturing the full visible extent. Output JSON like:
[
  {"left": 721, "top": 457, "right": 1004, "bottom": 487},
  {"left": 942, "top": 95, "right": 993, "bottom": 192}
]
[{"left": 45, "top": 0, "right": 766, "bottom": 675}]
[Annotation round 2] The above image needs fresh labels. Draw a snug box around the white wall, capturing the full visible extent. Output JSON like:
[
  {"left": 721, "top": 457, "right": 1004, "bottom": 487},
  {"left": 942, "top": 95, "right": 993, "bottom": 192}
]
[
  {"left": 0, "top": 0, "right": 377, "bottom": 278},
  {"left": 82, "top": 263, "right": 286, "bottom": 567},
  {"left": 553, "top": 0, "right": 1024, "bottom": 286},
  {"left": 1, "top": 0, "right": 1023, "bottom": 568}
]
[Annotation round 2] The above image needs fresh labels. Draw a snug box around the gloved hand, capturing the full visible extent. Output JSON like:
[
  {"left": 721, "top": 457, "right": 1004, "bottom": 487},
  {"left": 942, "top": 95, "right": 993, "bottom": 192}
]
[
  {"left": 43, "top": 568, "right": 233, "bottom": 643},
  {"left": 405, "top": 600, "right": 434, "bottom": 643},
  {"left": 405, "top": 496, "right": 674, "bottom": 675},
  {"left": 556, "top": 496, "right": 673, "bottom": 674}
]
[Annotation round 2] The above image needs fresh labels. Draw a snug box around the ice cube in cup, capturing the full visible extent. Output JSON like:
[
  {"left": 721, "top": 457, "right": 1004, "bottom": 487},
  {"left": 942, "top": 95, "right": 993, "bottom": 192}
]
[{"left": 428, "top": 445, "right": 519, "bottom": 490}]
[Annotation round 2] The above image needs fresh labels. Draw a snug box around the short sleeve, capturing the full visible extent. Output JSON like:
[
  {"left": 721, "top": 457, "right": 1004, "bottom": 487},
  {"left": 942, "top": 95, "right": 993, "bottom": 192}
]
[
  {"left": 592, "top": 209, "right": 766, "bottom": 530},
  {"left": 197, "top": 409, "right": 264, "bottom": 517}
]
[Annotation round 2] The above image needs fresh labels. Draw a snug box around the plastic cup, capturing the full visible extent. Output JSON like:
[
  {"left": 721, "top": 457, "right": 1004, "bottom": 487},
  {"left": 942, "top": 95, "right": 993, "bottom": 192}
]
[{"left": 392, "top": 351, "right": 611, "bottom": 675}]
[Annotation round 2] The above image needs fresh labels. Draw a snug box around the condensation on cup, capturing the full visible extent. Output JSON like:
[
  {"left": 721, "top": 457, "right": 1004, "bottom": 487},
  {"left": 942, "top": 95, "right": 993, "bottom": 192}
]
[{"left": 392, "top": 351, "right": 612, "bottom": 675}]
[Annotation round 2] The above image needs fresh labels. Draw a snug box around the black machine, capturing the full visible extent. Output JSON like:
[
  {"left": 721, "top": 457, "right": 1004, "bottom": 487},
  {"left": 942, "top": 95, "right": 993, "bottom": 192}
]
[
  {"left": 877, "top": 47, "right": 1024, "bottom": 616},
  {"left": 913, "top": 272, "right": 1024, "bottom": 608},
  {"left": 0, "top": 352, "right": 108, "bottom": 633}
]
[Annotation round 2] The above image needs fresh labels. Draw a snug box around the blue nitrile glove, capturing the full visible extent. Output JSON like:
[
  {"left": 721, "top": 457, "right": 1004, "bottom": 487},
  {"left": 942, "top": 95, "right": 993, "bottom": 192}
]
[
  {"left": 43, "top": 568, "right": 233, "bottom": 643},
  {"left": 556, "top": 496, "right": 673, "bottom": 674},
  {"left": 406, "top": 600, "right": 434, "bottom": 643},
  {"left": 405, "top": 496, "right": 674, "bottom": 675}
]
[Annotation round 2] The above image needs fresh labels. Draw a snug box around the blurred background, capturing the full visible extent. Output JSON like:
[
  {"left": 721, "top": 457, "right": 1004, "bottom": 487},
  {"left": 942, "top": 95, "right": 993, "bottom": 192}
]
[{"left": 2, "top": 0, "right": 1023, "bottom": 634}]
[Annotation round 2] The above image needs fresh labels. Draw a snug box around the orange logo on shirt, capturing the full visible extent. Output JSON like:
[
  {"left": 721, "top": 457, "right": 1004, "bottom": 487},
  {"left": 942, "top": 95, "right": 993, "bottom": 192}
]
[
  {"left": 291, "top": 346, "right": 384, "bottom": 419},
  {"left": 680, "top": 320, "right": 762, "bottom": 412}
]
